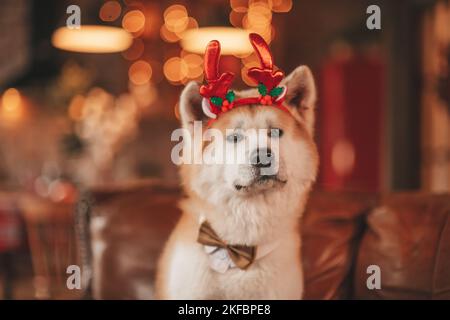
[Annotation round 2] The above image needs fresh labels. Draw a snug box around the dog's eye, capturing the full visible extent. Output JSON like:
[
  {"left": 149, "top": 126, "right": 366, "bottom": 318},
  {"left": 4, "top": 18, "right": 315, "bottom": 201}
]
[
  {"left": 226, "top": 132, "right": 244, "bottom": 143},
  {"left": 268, "top": 128, "right": 283, "bottom": 138}
]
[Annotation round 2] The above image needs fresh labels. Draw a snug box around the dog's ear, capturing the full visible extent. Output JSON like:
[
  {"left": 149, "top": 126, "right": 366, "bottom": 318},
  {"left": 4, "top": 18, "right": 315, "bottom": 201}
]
[
  {"left": 178, "top": 81, "right": 208, "bottom": 131},
  {"left": 281, "top": 65, "right": 317, "bottom": 136}
]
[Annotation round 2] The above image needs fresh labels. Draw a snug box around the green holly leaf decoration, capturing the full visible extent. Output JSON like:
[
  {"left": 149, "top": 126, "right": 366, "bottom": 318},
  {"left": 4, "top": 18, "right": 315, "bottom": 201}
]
[
  {"left": 270, "top": 86, "right": 283, "bottom": 97},
  {"left": 210, "top": 96, "right": 223, "bottom": 106},
  {"left": 226, "top": 91, "right": 235, "bottom": 102},
  {"left": 258, "top": 83, "right": 268, "bottom": 96}
]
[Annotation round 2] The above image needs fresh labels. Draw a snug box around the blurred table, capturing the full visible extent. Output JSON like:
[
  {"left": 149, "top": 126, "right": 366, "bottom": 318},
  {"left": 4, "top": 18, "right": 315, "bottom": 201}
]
[{"left": 19, "top": 194, "right": 79, "bottom": 299}]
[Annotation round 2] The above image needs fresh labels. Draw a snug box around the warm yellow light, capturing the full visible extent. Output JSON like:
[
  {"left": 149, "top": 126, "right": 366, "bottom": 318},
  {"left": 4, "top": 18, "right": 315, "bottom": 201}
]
[
  {"left": 122, "top": 10, "right": 146, "bottom": 33},
  {"left": 160, "top": 24, "right": 181, "bottom": 43},
  {"left": 272, "top": 0, "right": 293, "bottom": 13},
  {"left": 332, "top": 139, "right": 355, "bottom": 177},
  {"left": 68, "top": 94, "right": 85, "bottom": 121},
  {"left": 183, "top": 53, "right": 204, "bottom": 79},
  {"left": 243, "top": 15, "right": 272, "bottom": 43},
  {"left": 248, "top": 1, "right": 272, "bottom": 24},
  {"left": 163, "top": 57, "right": 189, "bottom": 82},
  {"left": 0, "top": 88, "right": 24, "bottom": 123},
  {"left": 129, "top": 82, "right": 157, "bottom": 108},
  {"left": 129, "top": 60, "right": 153, "bottom": 85},
  {"left": 229, "top": 10, "right": 245, "bottom": 27},
  {"left": 174, "top": 17, "right": 198, "bottom": 37},
  {"left": 164, "top": 4, "right": 188, "bottom": 33},
  {"left": 52, "top": 26, "right": 132, "bottom": 53},
  {"left": 230, "top": 0, "right": 248, "bottom": 13},
  {"left": 2, "top": 88, "right": 21, "bottom": 110},
  {"left": 244, "top": 2, "right": 272, "bottom": 30},
  {"left": 181, "top": 27, "right": 253, "bottom": 55}
]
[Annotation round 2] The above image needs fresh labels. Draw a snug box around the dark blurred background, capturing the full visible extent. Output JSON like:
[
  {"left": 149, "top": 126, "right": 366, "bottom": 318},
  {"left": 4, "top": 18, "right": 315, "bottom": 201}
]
[{"left": 0, "top": 0, "right": 448, "bottom": 299}]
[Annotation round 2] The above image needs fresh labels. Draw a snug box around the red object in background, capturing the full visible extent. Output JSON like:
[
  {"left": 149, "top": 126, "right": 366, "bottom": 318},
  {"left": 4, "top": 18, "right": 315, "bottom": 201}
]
[
  {"left": 0, "top": 202, "right": 21, "bottom": 252},
  {"left": 318, "top": 54, "right": 385, "bottom": 192}
]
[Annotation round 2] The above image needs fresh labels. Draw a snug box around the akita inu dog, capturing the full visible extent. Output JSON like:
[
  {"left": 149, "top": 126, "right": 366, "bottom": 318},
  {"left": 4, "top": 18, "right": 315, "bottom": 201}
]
[{"left": 156, "top": 33, "right": 318, "bottom": 299}]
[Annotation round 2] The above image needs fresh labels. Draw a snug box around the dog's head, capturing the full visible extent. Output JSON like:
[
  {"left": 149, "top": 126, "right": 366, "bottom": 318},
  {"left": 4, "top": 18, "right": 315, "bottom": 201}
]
[{"left": 178, "top": 65, "right": 318, "bottom": 211}]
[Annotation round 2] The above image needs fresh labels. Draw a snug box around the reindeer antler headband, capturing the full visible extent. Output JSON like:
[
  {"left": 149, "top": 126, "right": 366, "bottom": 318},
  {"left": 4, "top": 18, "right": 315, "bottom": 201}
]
[{"left": 200, "top": 33, "right": 289, "bottom": 124}]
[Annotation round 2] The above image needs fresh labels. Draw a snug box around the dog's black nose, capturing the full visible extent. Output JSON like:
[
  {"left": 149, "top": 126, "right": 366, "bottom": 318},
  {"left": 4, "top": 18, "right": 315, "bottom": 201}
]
[{"left": 251, "top": 148, "right": 273, "bottom": 168}]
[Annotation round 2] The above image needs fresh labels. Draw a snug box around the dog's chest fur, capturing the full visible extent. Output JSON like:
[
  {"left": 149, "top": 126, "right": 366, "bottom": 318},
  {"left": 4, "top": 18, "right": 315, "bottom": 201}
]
[{"left": 155, "top": 192, "right": 307, "bottom": 300}]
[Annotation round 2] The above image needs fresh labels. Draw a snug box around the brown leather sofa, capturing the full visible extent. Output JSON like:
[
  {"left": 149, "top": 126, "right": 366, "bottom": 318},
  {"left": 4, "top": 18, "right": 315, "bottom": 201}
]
[{"left": 76, "top": 182, "right": 450, "bottom": 299}]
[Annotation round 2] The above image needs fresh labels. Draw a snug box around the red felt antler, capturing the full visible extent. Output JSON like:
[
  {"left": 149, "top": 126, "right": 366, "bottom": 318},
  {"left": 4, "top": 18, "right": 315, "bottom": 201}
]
[
  {"left": 199, "top": 40, "right": 234, "bottom": 99},
  {"left": 247, "top": 33, "right": 284, "bottom": 90},
  {"left": 198, "top": 34, "right": 290, "bottom": 125}
]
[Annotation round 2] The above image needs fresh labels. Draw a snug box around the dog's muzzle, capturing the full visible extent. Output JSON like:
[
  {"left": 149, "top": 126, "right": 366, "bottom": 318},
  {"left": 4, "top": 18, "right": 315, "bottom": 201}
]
[{"left": 250, "top": 147, "right": 278, "bottom": 176}]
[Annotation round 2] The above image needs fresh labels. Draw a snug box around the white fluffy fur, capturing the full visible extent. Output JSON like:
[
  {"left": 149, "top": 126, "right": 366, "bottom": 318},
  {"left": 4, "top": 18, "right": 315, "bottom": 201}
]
[{"left": 156, "top": 66, "right": 318, "bottom": 300}]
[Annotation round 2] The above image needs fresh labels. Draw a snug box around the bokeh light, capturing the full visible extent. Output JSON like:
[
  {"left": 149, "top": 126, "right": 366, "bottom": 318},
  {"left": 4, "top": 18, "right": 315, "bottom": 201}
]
[
  {"left": 244, "top": 1, "right": 273, "bottom": 43},
  {"left": 68, "top": 95, "right": 85, "bottom": 121},
  {"left": 332, "top": 139, "right": 356, "bottom": 177},
  {"left": 164, "top": 4, "right": 189, "bottom": 33},
  {"left": 230, "top": 0, "right": 248, "bottom": 13},
  {"left": 52, "top": 26, "right": 132, "bottom": 53},
  {"left": 122, "top": 10, "right": 146, "bottom": 33},
  {"left": 99, "top": 0, "right": 122, "bottom": 22},
  {"left": 272, "top": 0, "right": 293, "bottom": 13},
  {"left": 183, "top": 53, "right": 204, "bottom": 79},
  {"left": 129, "top": 82, "right": 157, "bottom": 108},
  {"left": 229, "top": 0, "right": 292, "bottom": 46},
  {"left": 248, "top": 1, "right": 272, "bottom": 25},
  {"left": 229, "top": 10, "right": 245, "bottom": 27},
  {"left": 160, "top": 24, "right": 181, "bottom": 43},
  {"left": 163, "top": 57, "right": 189, "bottom": 83},
  {"left": 175, "top": 17, "right": 198, "bottom": 37},
  {"left": 0, "top": 88, "right": 24, "bottom": 123},
  {"left": 129, "top": 60, "right": 153, "bottom": 85}
]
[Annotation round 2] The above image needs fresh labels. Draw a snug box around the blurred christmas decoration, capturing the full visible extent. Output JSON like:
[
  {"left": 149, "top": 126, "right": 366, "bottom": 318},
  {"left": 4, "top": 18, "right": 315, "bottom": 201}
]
[
  {"left": 47, "top": 61, "right": 93, "bottom": 112},
  {"left": 229, "top": 0, "right": 293, "bottom": 43},
  {"left": 160, "top": 4, "right": 198, "bottom": 43},
  {"left": 70, "top": 87, "right": 146, "bottom": 186},
  {"left": 52, "top": 26, "right": 132, "bottom": 53},
  {"left": 164, "top": 0, "right": 293, "bottom": 86}
]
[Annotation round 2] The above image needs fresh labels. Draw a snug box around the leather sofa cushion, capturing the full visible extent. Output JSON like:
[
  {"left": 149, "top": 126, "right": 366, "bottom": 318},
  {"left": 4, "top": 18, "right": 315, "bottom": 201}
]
[
  {"left": 87, "top": 184, "right": 181, "bottom": 299},
  {"left": 302, "top": 191, "right": 377, "bottom": 299},
  {"left": 354, "top": 193, "right": 450, "bottom": 299},
  {"left": 84, "top": 184, "right": 449, "bottom": 300},
  {"left": 85, "top": 186, "right": 377, "bottom": 299}
]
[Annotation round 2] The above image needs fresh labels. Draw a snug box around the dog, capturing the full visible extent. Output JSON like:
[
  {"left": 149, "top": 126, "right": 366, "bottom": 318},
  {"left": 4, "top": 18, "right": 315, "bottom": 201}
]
[{"left": 156, "top": 34, "right": 318, "bottom": 299}]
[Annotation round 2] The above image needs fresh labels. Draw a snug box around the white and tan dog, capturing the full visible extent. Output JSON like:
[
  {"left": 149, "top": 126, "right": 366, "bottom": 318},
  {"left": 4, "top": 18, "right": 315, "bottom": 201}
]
[{"left": 156, "top": 35, "right": 318, "bottom": 300}]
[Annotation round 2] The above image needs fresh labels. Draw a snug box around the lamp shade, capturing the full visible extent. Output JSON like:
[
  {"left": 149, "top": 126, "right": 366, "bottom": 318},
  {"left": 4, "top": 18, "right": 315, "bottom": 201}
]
[
  {"left": 52, "top": 25, "right": 133, "bottom": 53},
  {"left": 180, "top": 27, "right": 253, "bottom": 55}
]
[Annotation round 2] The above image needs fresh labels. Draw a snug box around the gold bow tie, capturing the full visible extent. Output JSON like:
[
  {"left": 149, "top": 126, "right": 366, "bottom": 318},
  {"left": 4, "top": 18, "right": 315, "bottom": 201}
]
[{"left": 197, "top": 221, "right": 256, "bottom": 270}]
